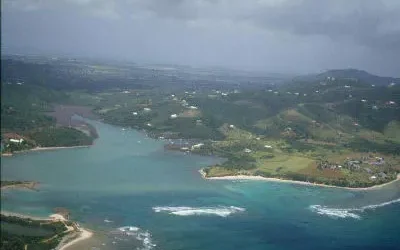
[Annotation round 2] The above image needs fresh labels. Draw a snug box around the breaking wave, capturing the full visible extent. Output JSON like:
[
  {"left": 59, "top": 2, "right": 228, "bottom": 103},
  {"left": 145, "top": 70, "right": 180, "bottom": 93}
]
[
  {"left": 310, "top": 198, "right": 400, "bottom": 219},
  {"left": 153, "top": 206, "right": 245, "bottom": 217},
  {"left": 115, "top": 226, "right": 156, "bottom": 250}
]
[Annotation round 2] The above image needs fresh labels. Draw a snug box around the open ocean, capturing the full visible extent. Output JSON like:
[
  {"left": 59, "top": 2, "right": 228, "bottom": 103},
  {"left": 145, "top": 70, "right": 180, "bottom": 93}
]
[{"left": 1, "top": 118, "right": 400, "bottom": 250}]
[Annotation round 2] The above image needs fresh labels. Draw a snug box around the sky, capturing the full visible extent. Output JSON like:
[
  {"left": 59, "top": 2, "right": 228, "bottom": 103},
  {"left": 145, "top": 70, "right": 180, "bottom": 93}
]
[{"left": 1, "top": 0, "right": 400, "bottom": 76}]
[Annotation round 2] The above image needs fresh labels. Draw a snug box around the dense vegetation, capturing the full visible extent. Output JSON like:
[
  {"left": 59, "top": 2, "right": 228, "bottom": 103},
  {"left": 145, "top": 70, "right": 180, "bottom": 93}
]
[
  {"left": 0, "top": 215, "right": 68, "bottom": 250},
  {"left": 1, "top": 82, "right": 95, "bottom": 154}
]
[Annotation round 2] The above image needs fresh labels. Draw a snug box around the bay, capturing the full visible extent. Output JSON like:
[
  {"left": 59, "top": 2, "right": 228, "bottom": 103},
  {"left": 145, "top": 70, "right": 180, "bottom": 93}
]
[{"left": 1, "top": 119, "right": 399, "bottom": 250}]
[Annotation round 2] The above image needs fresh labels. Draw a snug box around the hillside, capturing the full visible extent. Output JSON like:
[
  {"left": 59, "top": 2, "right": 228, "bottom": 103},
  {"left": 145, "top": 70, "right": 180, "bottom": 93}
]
[
  {"left": 294, "top": 69, "right": 399, "bottom": 86},
  {"left": 1, "top": 56, "right": 399, "bottom": 188}
]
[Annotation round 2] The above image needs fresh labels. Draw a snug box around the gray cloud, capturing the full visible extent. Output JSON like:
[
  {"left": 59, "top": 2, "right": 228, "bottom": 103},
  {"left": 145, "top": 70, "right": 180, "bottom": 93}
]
[{"left": 2, "top": 0, "right": 400, "bottom": 76}]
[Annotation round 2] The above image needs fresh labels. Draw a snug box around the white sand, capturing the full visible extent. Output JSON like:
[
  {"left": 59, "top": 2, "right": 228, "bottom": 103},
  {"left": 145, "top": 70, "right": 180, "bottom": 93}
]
[
  {"left": 59, "top": 229, "right": 93, "bottom": 250},
  {"left": 200, "top": 170, "right": 400, "bottom": 191}
]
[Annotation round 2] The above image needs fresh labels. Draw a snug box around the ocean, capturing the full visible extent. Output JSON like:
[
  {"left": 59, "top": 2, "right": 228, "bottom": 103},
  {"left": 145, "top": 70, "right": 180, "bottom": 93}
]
[{"left": 1, "top": 118, "right": 400, "bottom": 250}]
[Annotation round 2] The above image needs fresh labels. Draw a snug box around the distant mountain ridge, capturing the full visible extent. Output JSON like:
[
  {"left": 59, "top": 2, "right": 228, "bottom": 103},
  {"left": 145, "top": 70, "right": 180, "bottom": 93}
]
[{"left": 296, "top": 69, "right": 399, "bottom": 86}]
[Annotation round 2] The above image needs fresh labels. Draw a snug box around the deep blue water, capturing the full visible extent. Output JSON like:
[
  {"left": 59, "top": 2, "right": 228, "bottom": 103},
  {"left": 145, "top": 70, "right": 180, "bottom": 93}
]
[{"left": 1, "top": 118, "right": 400, "bottom": 250}]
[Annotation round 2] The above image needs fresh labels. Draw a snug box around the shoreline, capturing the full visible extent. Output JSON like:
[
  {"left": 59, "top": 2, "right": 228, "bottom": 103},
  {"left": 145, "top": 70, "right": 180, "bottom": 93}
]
[
  {"left": 1, "top": 181, "right": 39, "bottom": 191},
  {"left": 199, "top": 169, "right": 400, "bottom": 191},
  {"left": 0, "top": 211, "right": 93, "bottom": 250},
  {"left": 1, "top": 145, "right": 90, "bottom": 157},
  {"left": 58, "top": 228, "right": 93, "bottom": 250}
]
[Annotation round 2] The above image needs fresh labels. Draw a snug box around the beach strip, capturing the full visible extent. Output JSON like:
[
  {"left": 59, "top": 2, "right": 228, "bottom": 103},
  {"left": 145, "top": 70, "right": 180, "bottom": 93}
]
[
  {"left": 2, "top": 145, "right": 90, "bottom": 157},
  {"left": 0, "top": 211, "right": 93, "bottom": 250},
  {"left": 199, "top": 169, "right": 400, "bottom": 191},
  {"left": 58, "top": 228, "right": 93, "bottom": 250}
]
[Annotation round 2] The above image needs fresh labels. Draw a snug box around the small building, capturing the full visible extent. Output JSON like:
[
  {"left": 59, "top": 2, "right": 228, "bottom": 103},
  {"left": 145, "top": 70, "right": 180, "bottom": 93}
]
[
  {"left": 264, "top": 145, "right": 273, "bottom": 149},
  {"left": 378, "top": 172, "right": 387, "bottom": 178},
  {"left": 188, "top": 106, "right": 198, "bottom": 110},
  {"left": 170, "top": 114, "right": 178, "bottom": 119},
  {"left": 146, "top": 123, "right": 152, "bottom": 127},
  {"left": 229, "top": 124, "right": 235, "bottom": 129},
  {"left": 256, "top": 137, "right": 261, "bottom": 140},
  {"left": 143, "top": 108, "right": 151, "bottom": 112},
  {"left": 244, "top": 148, "right": 252, "bottom": 153},
  {"left": 122, "top": 90, "right": 130, "bottom": 94},
  {"left": 370, "top": 175, "right": 377, "bottom": 180},
  {"left": 364, "top": 168, "right": 372, "bottom": 174},
  {"left": 361, "top": 99, "right": 367, "bottom": 103},
  {"left": 10, "top": 138, "right": 24, "bottom": 143},
  {"left": 132, "top": 112, "right": 138, "bottom": 116},
  {"left": 191, "top": 143, "right": 204, "bottom": 150}
]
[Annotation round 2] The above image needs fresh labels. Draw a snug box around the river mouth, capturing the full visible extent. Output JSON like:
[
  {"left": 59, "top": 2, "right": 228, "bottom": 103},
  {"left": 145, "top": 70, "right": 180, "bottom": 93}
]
[{"left": 1, "top": 119, "right": 400, "bottom": 250}]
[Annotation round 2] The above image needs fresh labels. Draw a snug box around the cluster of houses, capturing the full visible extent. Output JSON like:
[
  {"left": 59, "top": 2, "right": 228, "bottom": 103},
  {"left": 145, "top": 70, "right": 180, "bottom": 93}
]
[{"left": 317, "top": 155, "right": 390, "bottom": 180}]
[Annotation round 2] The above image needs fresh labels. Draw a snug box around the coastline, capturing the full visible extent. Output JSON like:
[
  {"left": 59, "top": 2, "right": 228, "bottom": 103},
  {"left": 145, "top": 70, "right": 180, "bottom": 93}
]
[
  {"left": 199, "top": 169, "right": 400, "bottom": 191},
  {"left": 1, "top": 181, "right": 39, "bottom": 191},
  {"left": 58, "top": 228, "right": 93, "bottom": 250},
  {"left": 1, "top": 145, "right": 90, "bottom": 157},
  {"left": 0, "top": 211, "right": 93, "bottom": 250}
]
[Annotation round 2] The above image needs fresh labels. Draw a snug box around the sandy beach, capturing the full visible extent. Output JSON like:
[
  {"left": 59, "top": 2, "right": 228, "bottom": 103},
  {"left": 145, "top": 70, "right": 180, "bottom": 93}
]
[
  {"left": 2, "top": 145, "right": 90, "bottom": 157},
  {"left": 1, "top": 211, "right": 93, "bottom": 250},
  {"left": 1, "top": 181, "right": 39, "bottom": 191},
  {"left": 58, "top": 228, "right": 93, "bottom": 250},
  {"left": 28, "top": 145, "right": 90, "bottom": 152},
  {"left": 199, "top": 169, "right": 400, "bottom": 191}
]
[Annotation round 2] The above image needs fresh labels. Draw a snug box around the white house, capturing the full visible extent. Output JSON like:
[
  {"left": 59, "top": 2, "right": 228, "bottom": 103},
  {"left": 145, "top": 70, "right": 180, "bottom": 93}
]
[
  {"left": 229, "top": 124, "right": 235, "bottom": 129},
  {"left": 268, "top": 89, "right": 273, "bottom": 92},
  {"left": 370, "top": 175, "right": 377, "bottom": 180},
  {"left": 264, "top": 145, "right": 272, "bottom": 149},
  {"left": 122, "top": 90, "right": 130, "bottom": 94},
  {"left": 10, "top": 138, "right": 24, "bottom": 143},
  {"left": 146, "top": 123, "right": 152, "bottom": 127},
  {"left": 132, "top": 112, "right": 138, "bottom": 116},
  {"left": 361, "top": 99, "right": 367, "bottom": 103},
  {"left": 344, "top": 85, "right": 351, "bottom": 88},
  {"left": 191, "top": 143, "right": 204, "bottom": 150},
  {"left": 143, "top": 108, "right": 151, "bottom": 112},
  {"left": 244, "top": 148, "right": 252, "bottom": 153},
  {"left": 188, "top": 106, "right": 198, "bottom": 110},
  {"left": 170, "top": 114, "right": 178, "bottom": 119}
]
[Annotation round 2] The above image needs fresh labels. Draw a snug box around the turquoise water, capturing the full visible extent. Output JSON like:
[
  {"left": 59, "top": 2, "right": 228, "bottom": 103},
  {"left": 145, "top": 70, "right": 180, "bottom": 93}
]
[{"left": 1, "top": 119, "right": 400, "bottom": 250}]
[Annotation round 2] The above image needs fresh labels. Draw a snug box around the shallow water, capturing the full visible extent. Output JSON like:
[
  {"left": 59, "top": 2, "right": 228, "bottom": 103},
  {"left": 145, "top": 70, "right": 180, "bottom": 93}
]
[{"left": 1, "top": 118, "right": 400, "bottom": 250}]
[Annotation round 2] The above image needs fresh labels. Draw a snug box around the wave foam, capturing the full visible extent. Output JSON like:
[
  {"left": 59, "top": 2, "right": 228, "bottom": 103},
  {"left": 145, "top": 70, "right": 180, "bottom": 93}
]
[
  {"left": 310, "top": 198, "right": 400, "bottom": 219},
  {"left": 116, "top": 226, "right": 156, "bottom": 250},
  {"left": 153, "top": 206, "right": 245, "bottom": 217}
]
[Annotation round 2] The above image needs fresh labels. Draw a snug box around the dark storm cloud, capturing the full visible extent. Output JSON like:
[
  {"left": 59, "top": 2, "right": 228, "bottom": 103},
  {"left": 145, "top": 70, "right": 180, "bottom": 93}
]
[{"left": 2, "top": 0, "right": 400, "bottom": 76}]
